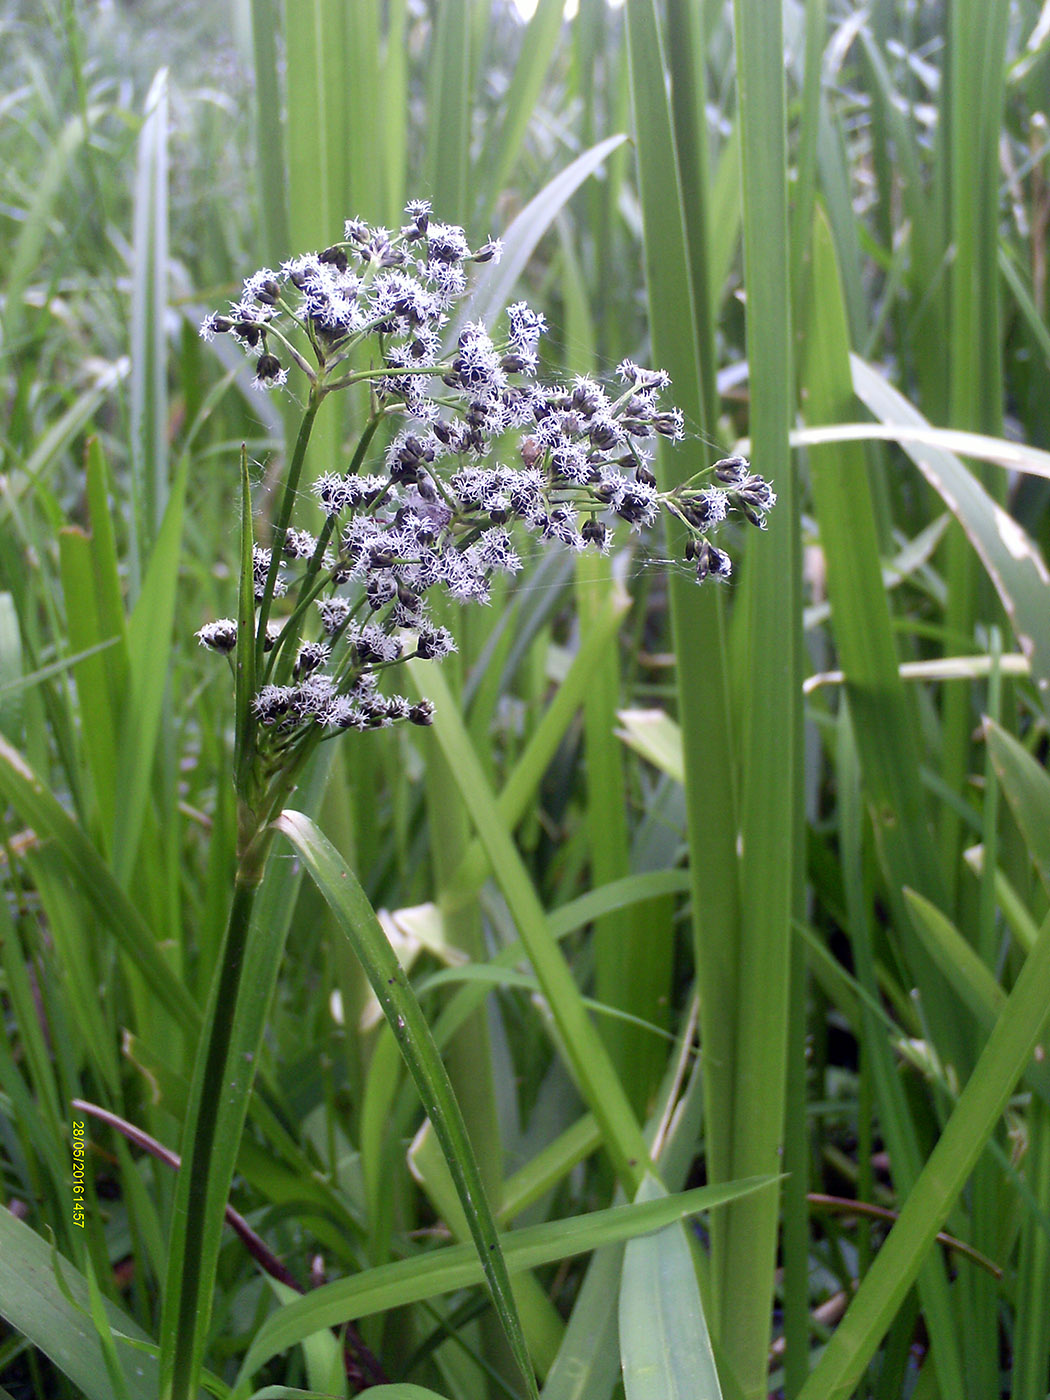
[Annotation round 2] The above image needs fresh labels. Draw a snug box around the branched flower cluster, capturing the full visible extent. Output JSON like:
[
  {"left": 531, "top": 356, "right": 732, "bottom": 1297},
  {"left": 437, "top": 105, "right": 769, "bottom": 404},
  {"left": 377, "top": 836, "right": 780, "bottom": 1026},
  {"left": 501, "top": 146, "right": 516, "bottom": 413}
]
[{"left": 196, "top": 201, "right": 776, "bottom": 760}]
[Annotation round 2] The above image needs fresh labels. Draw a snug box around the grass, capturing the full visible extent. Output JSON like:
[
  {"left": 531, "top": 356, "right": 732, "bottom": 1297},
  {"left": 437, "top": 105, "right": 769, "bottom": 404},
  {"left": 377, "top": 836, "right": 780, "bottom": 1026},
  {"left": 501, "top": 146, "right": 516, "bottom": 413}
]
[{"left": 2, "top": 1, "right": 1050, "bottom": 1398}]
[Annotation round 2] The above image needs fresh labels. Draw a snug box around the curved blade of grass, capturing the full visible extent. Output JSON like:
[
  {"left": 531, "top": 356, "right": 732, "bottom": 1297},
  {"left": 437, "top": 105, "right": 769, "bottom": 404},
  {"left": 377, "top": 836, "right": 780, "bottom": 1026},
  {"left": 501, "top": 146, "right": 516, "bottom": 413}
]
[
  {"left": 456, "top": 134, "right": 629, "bottom": 338},
  {"left": 903, "top": 888, "right": 1050, "bottom": 1108},
  {"left": 233, "top": 1174, "right": 775, "bottom": 1391},
  {"left": 789, "top": 422, "right": 1050, "bottom": 479},
  {"left": 273, "top": 809, "right": 539, "bottom": 1400},
  {"left": 796, "top": 903, "right": 1050, "bottom": 1400},
  {"left": 0, "top": 1208, "right": 158, "bottom": 1400},
  {"left": 418, "top": 965, "right": 676, "bottom": 1044},
  {"left": 407, "top": 1124, "right": 565, "bottom": 1374},
  {"left": 620, "top": 1174, "right": 721, "bottom": 1400},
  {"left": 851, "top": 355, "right": 1050, "bottom": 721},
  {"left": 614, "top": 709, "right": 685, "bottom": 785},
  {"left": 250, "top": 1389, "right": 446, "bottom": 1400}
]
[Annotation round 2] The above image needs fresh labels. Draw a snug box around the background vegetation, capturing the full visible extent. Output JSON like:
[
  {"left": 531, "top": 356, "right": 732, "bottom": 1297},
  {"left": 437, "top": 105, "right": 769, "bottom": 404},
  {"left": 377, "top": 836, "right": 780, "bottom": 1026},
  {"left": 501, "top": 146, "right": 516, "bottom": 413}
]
[{"left": 2, "top": 1, "right": 1050, "bottom": 1397}]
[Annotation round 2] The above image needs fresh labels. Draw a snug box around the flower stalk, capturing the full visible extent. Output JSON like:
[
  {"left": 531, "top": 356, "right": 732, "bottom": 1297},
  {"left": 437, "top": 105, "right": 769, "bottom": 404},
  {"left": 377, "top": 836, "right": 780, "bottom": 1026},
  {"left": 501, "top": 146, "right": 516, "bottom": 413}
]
[{"left": 169, "top": 201, "right": 779, "bottom": 1399}]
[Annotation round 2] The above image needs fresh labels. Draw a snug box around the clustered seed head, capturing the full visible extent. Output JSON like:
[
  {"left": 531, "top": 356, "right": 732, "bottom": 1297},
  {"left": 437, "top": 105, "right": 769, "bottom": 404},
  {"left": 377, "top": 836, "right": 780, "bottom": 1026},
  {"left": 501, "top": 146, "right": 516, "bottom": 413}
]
[{"left": 196, "top": 203, "right": 777, "bottom": 745}]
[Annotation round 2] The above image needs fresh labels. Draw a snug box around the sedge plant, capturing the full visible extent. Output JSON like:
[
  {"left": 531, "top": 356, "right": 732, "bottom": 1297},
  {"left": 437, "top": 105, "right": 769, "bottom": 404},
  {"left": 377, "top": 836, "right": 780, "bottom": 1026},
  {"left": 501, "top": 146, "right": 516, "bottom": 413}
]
[{"left": 160, "top": 199, "right": 777, "bottom": 1399}]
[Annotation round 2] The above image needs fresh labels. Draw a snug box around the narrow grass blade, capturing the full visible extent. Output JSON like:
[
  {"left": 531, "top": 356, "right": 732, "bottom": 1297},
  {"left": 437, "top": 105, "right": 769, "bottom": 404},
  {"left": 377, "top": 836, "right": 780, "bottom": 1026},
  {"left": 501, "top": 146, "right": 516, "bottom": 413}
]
[
  {"left": 128, "top": 68, "right": 169, "bottom": 593},
  {"left": 408, "top": 1124, "right": 565, "bottom": 1374},
  {"left": 0, "top": 361, "right": 130, "bottom": 528},
  {"left": 249, "top": 0, "right": 290, "bottom": 265},
  {"left": 625, "top": 3, "right": 742, "bottom": 1324},
  {"left": 801, "top": 204, "right": 971, "bottom": 1206},
  {"left": 721, "top": 1, "right": 798, "bottom": 1384},
  {"left": 620, "top": 1174, "right": 721, "bottom": 1400},
  {"left": 540, "top": 1243, "right": 623, "bottom": 1400},
  {"left": 339, "top": 1389, "right": 452, "bottom": 1400},
  {"left": 425, "top": 1, "right": 471, "bottom": 219},
  {"left": 788, "top": 422, "right": 1050, "bottom": 480},
  {"left": 234, "top": 446, "right": 258, "bottom": 788},
  {"left": 233, "top": 1176, "right": 775, "bottom": 1390},
  {"left": 1, "top": 110, "right": 92, "bottom": 356},
  {"left": 273, "top": 809, "right": 539, "bottom": 1400},
  {"left": 57, "top": 528, "right": 119, "bottom": 842},
  {"left": 903, "top": 888, "right": 1050, "bottom": 1108},
  {"left": 0, "top": 593, "right": 21, "bottom": 739},
  {"left": 112, "top": 452, "right": 189, "bottom": 886}
]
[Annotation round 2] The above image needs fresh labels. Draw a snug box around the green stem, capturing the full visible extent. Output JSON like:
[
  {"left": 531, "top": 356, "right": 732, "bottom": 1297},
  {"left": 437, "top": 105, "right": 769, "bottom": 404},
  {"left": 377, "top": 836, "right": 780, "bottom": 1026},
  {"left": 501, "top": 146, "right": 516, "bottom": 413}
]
[
  {"left": 255, "top": 392, "right": 322, "bottom": 670},
  {"left": 161, "top": 821, "right": 274, "bottom": 1400}
]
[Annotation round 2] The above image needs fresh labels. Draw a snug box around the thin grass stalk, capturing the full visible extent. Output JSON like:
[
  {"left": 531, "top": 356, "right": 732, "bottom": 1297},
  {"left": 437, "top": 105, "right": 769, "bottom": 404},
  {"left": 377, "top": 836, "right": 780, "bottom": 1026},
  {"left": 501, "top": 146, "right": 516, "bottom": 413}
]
[
  {"left": 789, "top": 0, "right": 826, "bottom": 333},
  {"left": 128, "top": 68, "right": 169, "bottom": 599},
  {"left": 158, "top": 861, "right": 268, "bottom": 1400},
  {"left": 282, "top": 0, "right": 348, "bottom": 545},
  {"left": 780, "top": 935, "right": 810, "bottom": 1397},
  {"left": 161, "top": 381, "right": 327, "bottom": 1399},
  {"left": 624, "top": 3, "right": 743, "bottom": 1335},
  {"left": 960, "top": 633, "right": 1008, "bottom": 1397},
  {"left": 939, "top": 1, "right": 1009, "bottom": 916},
  {"left": 719, "top": 3, "right": 797, "bottom": 1390},
  {"left": 664, "top": 0, "right": 718, "bottom": 435},
  {"left": 782, "top": 7, "right": 826, "bottom": 1385}
]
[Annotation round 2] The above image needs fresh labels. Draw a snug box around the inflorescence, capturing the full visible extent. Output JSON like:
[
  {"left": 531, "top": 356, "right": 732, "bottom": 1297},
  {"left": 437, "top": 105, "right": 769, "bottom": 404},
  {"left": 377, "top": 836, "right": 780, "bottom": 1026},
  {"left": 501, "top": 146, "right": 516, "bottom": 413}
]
[{"left": 196, "top": 201, "right": 776, "bottom": 750}]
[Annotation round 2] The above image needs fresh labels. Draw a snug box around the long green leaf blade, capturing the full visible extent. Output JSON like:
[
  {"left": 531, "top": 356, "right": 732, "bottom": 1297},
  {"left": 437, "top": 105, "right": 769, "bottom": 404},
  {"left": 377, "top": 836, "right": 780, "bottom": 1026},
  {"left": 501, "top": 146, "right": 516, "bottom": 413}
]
[
  {"left": 620, "top": 1175, "right": 722, "bottom": 1400},
  {"left": 273, "top": 809, "right": 539, "bottom": 1400}
]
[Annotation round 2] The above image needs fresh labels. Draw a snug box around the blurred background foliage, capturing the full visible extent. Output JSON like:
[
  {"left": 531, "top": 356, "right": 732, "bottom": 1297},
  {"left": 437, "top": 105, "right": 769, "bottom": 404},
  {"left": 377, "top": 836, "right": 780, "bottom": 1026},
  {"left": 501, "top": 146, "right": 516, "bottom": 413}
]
[{"left": 2, "top": 1, "right": 1050, "bottom": 1398}]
